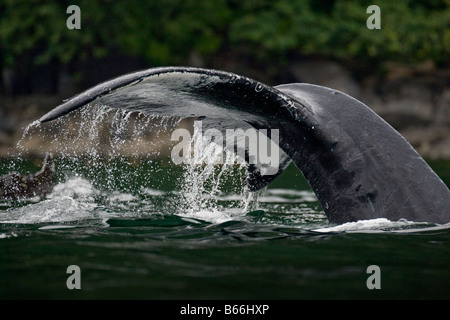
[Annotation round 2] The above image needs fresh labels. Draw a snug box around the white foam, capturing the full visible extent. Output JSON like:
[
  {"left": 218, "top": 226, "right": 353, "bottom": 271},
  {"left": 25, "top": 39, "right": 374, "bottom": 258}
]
[
  {"left": 38, "top": 225, "right": 77, "bottom": 230},
  {"left": 313, "top": 218, "right": 422, "bottom": 233},
  {"left": 259, "top": 189, "right": 317, "bottom": 203},
  {"left": 141, "top": 187, "right": 167, "bottom": 196},
  {"left": 47, "top": 176, "right": 99, "bottom": 200},
  {"left": 108, "top": 191, "right": 137, "bottom": 202},
  {"left": 0, "top": 177, "right": 100, "bottom": 224},
  {"left": 0, "top": 232, "right": 18, "bottom": 239},
  {"left": 179, "top": 208, "right": 244, "bottom": 224}
]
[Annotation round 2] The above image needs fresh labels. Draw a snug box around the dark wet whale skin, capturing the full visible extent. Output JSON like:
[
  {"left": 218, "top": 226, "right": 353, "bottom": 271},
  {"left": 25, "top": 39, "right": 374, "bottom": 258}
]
[{"left": 276, "top": 83, "right": 450, "bottom": 224}]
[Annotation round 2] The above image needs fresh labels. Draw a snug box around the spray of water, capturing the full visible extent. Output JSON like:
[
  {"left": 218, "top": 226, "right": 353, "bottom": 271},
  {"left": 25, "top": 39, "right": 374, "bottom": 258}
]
[
  {"left": 176, "top": 121, "right": 256, "bottom": 222},
  {"left": 4, "top": 105, "right": 261, "bottom": 223}
]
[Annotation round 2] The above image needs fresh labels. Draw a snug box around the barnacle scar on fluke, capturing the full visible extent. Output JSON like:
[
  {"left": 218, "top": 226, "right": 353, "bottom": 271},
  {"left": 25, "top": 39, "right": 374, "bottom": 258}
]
[{"left": 39, "top": 67, "right": 450, "bottom": 224}]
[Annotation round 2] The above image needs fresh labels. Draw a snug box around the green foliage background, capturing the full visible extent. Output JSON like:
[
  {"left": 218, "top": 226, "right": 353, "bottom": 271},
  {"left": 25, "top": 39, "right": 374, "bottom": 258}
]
[{"left": 1, "top": 0, "right": 449, "bottom": 70}]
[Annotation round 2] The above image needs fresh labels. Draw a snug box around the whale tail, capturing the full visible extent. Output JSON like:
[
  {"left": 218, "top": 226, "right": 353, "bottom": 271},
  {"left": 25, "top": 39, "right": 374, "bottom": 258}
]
[{"left": 37, "top": 67, "right": 450, "bottom": 224}]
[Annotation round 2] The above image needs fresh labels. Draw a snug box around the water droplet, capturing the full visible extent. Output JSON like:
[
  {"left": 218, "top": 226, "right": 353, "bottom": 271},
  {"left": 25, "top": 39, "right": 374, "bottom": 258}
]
[{"left": 255, "top": 84, "right": 263, "bottom": 92}]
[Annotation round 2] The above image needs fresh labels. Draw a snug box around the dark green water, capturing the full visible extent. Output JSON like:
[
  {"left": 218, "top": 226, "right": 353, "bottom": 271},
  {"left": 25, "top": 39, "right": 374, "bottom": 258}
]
[{"left": 1, "top": 157, "right": 449, "bottom": 300}]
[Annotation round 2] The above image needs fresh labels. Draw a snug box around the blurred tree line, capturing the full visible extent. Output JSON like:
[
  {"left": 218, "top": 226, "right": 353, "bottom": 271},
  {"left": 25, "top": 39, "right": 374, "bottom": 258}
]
[{"left": 1, "top": 0, "right": 449, "bottom": 95}]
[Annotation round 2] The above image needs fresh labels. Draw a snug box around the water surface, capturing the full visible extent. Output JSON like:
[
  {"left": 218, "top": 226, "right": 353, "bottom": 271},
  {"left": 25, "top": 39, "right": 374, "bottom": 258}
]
[
  {"left": 1, "top": 108, "right": 449, "bottom": 300},
  {"left": 1, "top": 157, "right": 449, "bottom": 300}
]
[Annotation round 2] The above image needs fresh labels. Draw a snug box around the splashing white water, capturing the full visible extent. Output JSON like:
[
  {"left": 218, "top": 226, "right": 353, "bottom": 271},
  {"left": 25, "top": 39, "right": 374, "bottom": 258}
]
[
  {"left": 312, "top": 218, "right": 446, "bottom": 233},
  {"left": 176, "top": 121, "right": 255, "bottom": 223},
  {"left": 6, "top": 106, "right": 262, "bottom": 225},
  {"left": 0, "top": 177, "right": 100, "bottom": 224}
]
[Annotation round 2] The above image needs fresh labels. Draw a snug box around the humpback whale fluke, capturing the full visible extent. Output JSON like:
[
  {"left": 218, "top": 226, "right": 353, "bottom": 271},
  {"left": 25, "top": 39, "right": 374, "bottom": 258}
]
[
  {"left": 0, "top": 153, "right": 55, "bottom": 200},
  {"left": 38, "top": 67, "right": 450, "bottom": 224}
]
